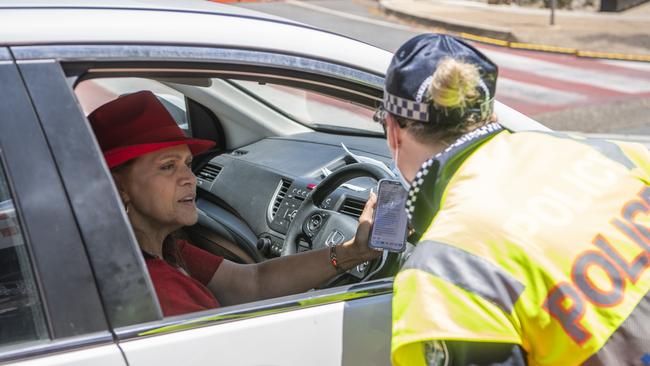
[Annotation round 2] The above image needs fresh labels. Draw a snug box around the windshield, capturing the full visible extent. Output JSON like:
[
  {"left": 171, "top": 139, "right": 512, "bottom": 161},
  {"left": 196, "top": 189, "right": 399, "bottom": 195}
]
[{"left": 229, "top": 80, "right": 383, "bottom": 135}]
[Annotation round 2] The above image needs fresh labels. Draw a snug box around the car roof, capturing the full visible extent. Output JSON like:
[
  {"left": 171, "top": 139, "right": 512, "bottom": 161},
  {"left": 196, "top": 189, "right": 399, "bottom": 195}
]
[
  {"left": 0, "top": 0, "right": 293, "bottom": 23},
  {"left": 0, "top": 0, "right": 391, "bottom": 75}
]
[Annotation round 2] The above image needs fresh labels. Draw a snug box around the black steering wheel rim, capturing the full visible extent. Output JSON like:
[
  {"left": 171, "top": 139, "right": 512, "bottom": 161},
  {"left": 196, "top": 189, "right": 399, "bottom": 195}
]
[{"left": 282, "top": 162, "right": 392, "bottom": 257}]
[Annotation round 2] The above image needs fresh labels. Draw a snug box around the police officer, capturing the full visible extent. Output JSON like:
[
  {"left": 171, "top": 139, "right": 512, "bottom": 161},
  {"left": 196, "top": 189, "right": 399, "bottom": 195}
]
[{"left": 378, "top": 34, "right": 650, "bottom": 366}]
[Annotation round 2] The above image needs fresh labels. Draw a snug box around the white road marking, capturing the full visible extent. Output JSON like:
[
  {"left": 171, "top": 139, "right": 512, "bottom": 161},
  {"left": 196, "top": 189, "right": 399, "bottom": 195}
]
[
  {"left": 285, "top": 0, "right": 421, "bottom": 32},
  {"left": 280, "top": 0, "right": 650, "bottom": 115},
  {"left": 481, "top": 48, "right": 650, "bottom": 93},
  {"left": 497, "top": 77, "right": 588, "bottom": 105},
  {"left": 439, "top": 0, "right": 650, "bottom": 21},
  {"left": 600, "top": 59, "right": 650, "bottom": 73}
]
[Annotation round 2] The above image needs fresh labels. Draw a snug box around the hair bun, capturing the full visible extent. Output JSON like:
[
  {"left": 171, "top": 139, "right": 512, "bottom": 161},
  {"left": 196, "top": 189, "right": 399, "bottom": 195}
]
[{"left": 429, "top": 58, "right": 480, "bottom": 109}]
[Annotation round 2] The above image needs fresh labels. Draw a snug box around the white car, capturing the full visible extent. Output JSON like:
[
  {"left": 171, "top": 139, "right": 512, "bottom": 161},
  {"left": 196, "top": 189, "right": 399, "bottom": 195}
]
[{"left": 0, "top": 1, "right": 548, "bottom": 365}]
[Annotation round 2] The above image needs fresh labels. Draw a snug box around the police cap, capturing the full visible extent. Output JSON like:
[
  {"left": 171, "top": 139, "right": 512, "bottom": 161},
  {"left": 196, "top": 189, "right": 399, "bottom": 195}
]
[{"left": 383, "top": 33, "right": 498, "bottom": 125}]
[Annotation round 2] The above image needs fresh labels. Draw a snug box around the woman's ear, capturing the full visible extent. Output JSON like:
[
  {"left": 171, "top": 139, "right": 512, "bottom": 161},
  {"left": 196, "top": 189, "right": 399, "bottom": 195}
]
[
  {"left": 111, "top": 171, "right": 131, "bottom": 204},
  {"left": 119, "top": 190, "right": 130, "bottom": 206},
  {"left": 385, "top": 114, "right": 402, "bottom": 152}
]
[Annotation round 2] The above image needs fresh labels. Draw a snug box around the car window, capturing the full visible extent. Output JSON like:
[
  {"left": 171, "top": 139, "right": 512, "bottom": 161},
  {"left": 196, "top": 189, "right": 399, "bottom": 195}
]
[
  {"left": 229, "top": 80, "right": 381, "bottom": 134},
  {"left": 75, "top": 78, "right": 190, "bottom": 133},
  {"left": 0, "top": 162, "right": 48, "bottom": 350},
  {"left": 70, "top": 71, "right": 386, "bottom": 322}
]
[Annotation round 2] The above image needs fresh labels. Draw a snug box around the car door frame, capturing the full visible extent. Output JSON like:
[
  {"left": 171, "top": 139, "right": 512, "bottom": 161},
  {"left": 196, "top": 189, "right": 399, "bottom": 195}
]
[
  {"left": 0, "top": 48, "right": 125, "bottom": 364},
  {"left": 11, "top": 43, "right": 394, "bottom": 366},
  {"left": 15, "top": 58, "right": 163, "bottom": 332}
]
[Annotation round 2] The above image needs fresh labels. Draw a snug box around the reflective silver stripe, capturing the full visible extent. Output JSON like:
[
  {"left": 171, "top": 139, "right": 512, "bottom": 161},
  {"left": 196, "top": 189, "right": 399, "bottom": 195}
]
[
  {"left": 582, "top": 291, "right": 650, "bottom": 366},
  {"left": 403, "top": 240, "right": 525, "bottom": 313}
]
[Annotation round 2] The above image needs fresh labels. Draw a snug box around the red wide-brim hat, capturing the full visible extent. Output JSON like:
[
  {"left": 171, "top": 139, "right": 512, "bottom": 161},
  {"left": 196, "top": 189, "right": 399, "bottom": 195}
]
[{"left": 88, "top": 90, "right": 215, "bottom": 169}]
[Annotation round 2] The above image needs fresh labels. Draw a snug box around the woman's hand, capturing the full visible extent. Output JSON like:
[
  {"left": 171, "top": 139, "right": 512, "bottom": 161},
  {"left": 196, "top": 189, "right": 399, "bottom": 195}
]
[
  {"left": 211, "top": 192, "right": 382, "bottom": 304},
  {"left": 338, "top": 192, "right": 382, "bottom": 268}
]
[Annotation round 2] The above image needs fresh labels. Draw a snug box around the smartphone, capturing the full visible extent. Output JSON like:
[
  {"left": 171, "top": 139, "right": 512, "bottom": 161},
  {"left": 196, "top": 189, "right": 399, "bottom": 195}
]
[{"left": 369, "top": 179, "right": 409, "bottom": 252}]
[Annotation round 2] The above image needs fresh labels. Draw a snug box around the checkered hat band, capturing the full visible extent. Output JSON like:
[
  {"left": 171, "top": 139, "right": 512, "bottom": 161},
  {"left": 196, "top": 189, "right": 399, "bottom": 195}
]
[{"left": 384, "top": 92, "right": 430, "bottom": 122}]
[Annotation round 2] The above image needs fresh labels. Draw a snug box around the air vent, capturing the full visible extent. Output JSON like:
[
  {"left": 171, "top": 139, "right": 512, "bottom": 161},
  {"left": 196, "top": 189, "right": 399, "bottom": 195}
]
[
  {"left": 198, "top": 163, "right": 222, "bottom": 182},
  {"left": 271, "top": 179, "right": 292, "bottom": 218},
  {"left": 339, "top": 197, "right": 366, "bottom": 219}
]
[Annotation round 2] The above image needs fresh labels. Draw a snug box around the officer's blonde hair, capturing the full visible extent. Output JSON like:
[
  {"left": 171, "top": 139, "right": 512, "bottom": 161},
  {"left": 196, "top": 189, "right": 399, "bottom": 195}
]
[
  {"left": 397, "top": 58, "right": 491, "bottom": 145},
  {"left": 429, "top": 58, "right": 479, "bottom": 110}
]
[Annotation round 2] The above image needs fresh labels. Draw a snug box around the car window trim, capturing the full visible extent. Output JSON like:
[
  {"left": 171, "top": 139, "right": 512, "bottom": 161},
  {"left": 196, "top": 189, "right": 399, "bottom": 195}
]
[
  {"left": 10, "top": 44, "right": 384, "bottom": 89},
  {"left": 115, "top": 278, "right": 393, "bottom": 341},
  {"left": 16, "top": 59, "right": 164, "bottom": 330},
  {"left": 0, "top": 332, "right": 114, "bottom": 364}
]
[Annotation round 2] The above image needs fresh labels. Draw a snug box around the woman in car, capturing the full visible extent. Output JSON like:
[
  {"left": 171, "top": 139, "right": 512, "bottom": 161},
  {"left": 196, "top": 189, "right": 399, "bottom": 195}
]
[{"left": 89, "top": 90, "right": 380, "bottom": 316}]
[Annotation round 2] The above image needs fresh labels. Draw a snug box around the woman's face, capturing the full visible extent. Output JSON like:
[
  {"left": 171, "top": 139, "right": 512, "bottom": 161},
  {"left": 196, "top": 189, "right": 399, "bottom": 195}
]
[{"left": 115, "top": 145, "right": 198, "bottom": 234}]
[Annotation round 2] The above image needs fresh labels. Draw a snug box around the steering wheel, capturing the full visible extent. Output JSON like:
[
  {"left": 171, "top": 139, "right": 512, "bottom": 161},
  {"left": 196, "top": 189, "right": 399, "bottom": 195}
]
[{"left": 282, "top": 163, "right": 392, "bottom": 281}]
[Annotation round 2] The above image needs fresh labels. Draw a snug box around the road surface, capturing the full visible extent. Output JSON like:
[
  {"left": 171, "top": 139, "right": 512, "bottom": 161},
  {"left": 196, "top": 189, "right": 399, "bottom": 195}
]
[{"left": 238, "top": 0, "right": 650, "bottom": 134}]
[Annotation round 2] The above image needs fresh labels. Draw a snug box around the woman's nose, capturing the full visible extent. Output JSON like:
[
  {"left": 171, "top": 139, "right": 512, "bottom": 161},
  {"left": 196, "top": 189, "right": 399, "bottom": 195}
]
[{"left": 179, "top": 164, "right": 196, "bottom": 186}]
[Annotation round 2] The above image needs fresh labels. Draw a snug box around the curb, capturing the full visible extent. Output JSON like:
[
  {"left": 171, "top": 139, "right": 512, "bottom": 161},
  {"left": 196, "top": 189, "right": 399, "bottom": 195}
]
[
  {"left": 460, "top": 33, "right": 650, "bottom": 62},
  {"left": 379, "top": 1, "right": 650, "bottom": 62}
]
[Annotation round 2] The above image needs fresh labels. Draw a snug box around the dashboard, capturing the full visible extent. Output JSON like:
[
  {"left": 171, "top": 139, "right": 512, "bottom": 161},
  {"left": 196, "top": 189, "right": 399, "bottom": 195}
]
[{"left": 195, "top": 132, "right": 391, "bottom": 259}]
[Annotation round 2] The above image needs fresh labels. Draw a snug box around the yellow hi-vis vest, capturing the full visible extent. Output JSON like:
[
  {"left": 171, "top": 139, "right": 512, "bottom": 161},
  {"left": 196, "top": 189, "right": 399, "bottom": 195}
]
[{"left": 392, "top": 123, "right": 650, "bottom": 366}]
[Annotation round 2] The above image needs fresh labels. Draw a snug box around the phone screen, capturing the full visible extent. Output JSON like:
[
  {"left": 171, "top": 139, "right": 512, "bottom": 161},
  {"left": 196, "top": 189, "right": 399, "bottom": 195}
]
[{"left": 369, "top": 179, "right": 408, "bottom": 252}]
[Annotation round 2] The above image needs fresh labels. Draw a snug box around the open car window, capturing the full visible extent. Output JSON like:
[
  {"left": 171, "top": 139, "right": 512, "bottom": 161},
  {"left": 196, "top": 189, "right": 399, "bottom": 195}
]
[{"left": 72, "top": 72, "right": 393, "bottom": 316}]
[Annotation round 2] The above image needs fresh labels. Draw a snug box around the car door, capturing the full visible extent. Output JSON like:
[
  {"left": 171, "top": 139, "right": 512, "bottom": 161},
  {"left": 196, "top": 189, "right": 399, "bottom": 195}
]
[
  {"left": 0, "top": 48, "right": 126, "bottom": 365},
  {"left": 12, "top": 43, "right": 393, "bottom": 366}
]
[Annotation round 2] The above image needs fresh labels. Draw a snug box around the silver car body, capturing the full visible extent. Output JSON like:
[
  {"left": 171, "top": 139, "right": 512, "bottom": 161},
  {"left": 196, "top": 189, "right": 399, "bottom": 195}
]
[{"left": 0, "top": 2, "right": 548, "bottom": 365}]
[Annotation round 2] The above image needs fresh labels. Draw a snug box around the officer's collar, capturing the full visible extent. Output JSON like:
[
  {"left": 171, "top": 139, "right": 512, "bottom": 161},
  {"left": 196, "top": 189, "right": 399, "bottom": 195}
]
[{"left": 405, "top": 122, "right": 504, "bottom": 241}]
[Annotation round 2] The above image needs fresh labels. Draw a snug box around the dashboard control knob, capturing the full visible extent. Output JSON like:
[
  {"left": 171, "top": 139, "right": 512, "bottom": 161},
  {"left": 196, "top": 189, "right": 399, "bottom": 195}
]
[
  {"left": 257, "top": 237, "right": 272, "bottom": 256},
  {"left": 308, "top": 214, "right": 323, "bottom": 232},
  {"left": 357, "top": 261, "right": 369, "bottom": 273}
]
